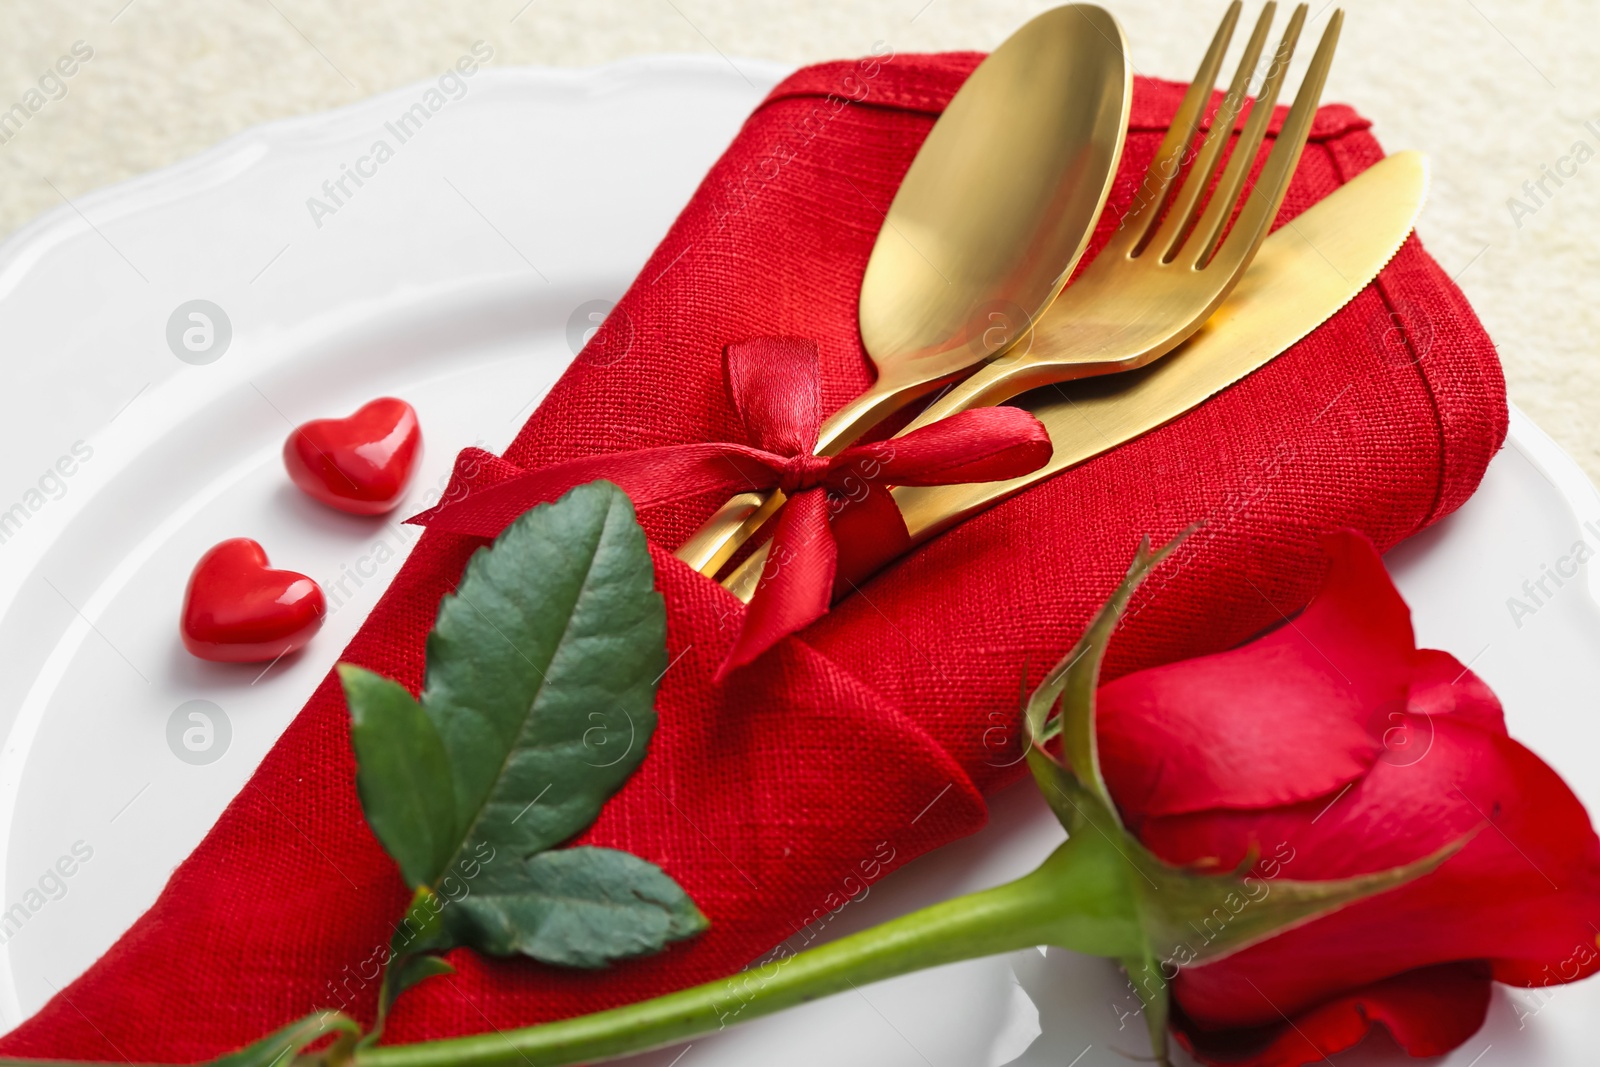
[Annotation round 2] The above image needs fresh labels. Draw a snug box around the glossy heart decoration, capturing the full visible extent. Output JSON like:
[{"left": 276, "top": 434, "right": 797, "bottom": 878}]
[
  {"left": 284, "top": 397, "right": 421, "bottom": 515},
  {"left": 181, "top": 539, "right": 326, "bottom": 663}
]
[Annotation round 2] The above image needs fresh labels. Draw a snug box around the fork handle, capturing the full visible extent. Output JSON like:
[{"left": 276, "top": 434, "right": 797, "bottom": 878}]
[
  {"left": 674, "top": 489, "right": 786, "bottom": 576},
  {"left": 898, "top": 357, "right": 1075, "bottom": 435}
]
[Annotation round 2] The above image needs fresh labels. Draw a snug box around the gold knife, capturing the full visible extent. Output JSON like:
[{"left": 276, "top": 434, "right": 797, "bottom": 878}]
[{"left": 726, "top": 150, "right": 1430, "bottom": 601}]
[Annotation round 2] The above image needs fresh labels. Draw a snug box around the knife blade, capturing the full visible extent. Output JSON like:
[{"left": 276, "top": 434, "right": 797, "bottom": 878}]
[{"left": 726, "top": 150, "right": 1430, "bottom": 601}]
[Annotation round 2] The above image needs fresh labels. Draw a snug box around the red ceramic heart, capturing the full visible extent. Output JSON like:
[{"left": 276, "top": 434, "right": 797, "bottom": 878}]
[
  {"left": 181, "top": 539, "right": 325, "bottom": 663},
  {"left": 283, "top": 397, "right": 421, "bottom": 515}
]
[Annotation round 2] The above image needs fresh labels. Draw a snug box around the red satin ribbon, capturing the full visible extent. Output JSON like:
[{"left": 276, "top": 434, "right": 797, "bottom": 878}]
[{"left": 410, "top": 337, "right": 1052, "bottom": 676}]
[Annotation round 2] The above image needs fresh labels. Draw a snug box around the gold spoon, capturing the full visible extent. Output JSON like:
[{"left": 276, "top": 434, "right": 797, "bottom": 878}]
[
  {"left": 673, "top": 3, "right": 1133, "bottom": 577},
  {"left": 721, "top": 2, "right": 1343, "bottom": 600}
]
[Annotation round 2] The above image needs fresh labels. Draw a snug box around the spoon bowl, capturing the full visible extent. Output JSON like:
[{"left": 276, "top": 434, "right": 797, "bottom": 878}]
[
  {"left": 675, "top": 4, "right": 1132, "bottom": 575},
  {"left": 858, "top": 5, "right": 1132, "bottom": 410}
]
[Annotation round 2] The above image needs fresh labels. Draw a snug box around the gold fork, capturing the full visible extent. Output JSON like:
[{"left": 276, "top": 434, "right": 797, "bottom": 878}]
[
  {"left": 722, "top": 2, "right": 1342, "bottom": 598},
  {"left": 900, "top": 1, "right": 1337, "bottom": 431}
]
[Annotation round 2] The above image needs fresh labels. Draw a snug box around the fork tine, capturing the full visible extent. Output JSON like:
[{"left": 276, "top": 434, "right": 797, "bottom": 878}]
[
  {"left": 1197, "top": 8, "right": 1342, "bottom": 271},
  {"left": 1187, "top": 3, "right": 1308, "bottom": 267},
  {"left": 1121, "top": 1, "right": 1241, "bottom": 255},
  {"left": 1149, "top": 2, "right": 1277, "bottom": 263}
]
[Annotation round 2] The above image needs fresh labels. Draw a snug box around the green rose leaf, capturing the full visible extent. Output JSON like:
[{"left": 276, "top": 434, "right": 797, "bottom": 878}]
[
  {"left": 341, "top": 480, "right": 703, "bottom": 971},
  {"left": 342, "top": 667, "right": 455, "bottom": 889},
  {"left": 452, "top": 846, "right": 710, "bottom": 968},
  {"left": 389, "top": 953, "right": 456, "bottom": 999},
  {"left": 422, "top": 479, "right": 666, "bottom": 872}
]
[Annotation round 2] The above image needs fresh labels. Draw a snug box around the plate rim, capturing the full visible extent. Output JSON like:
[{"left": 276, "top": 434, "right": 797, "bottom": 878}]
[
  {"left": 0, "top": 55, "right": 795, "bottom": 290},
  {"left": 0, "top": 52, "right": 1597, "bottom": 1057}
]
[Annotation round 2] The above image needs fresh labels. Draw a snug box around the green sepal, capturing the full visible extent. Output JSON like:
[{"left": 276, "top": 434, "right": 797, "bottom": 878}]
[
  {"left": 1110, "top": 832, "right": 1463, "bottom": 1065},
  {"left": 1135, "top": 836, "right": 1467, "bottom": 971},
  {"left": 1119, "top": 949, "right": 1171, "bottom": 1066},
  {"left": 1025, "top": 531, "right": 1189, "bottom": 824}
]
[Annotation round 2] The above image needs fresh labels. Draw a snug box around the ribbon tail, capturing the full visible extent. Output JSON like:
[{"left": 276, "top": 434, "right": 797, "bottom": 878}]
[
  {"left": 406, "top": 447, "right": 528, "bottom": 529},
  {"left": 853, "top": 405, "right": 1054, "bottom": 486},
  {"left": 717, "top": 489, "right": 837, "bottom": 680},
  {"left": 410, "top": 443, "right": 784, "bottom": 539},
  {"left": 830, "top": 486, "right": 914, "bottom": 598}
]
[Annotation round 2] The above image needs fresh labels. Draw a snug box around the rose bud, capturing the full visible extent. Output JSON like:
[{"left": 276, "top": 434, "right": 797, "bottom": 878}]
[{"left": 1065, "top": 530, "right": 1600, "bottom": 1065}]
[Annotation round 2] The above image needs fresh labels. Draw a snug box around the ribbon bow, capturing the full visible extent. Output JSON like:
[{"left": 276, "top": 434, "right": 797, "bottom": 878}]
[{"left": 411, "top": 337, "right": 1052, "bottom": 677}]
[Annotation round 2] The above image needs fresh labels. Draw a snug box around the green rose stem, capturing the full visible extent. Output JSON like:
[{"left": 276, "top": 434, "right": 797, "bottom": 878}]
[
  {"left": 356, "top": 830, "right": 1139, "bottom": 1067},
  {"left": 0, "top": 530, "right": 1454, "bottom": 1067},
  {"left": 347, "top": 531, "right": 1446, "bottom": 1067}
]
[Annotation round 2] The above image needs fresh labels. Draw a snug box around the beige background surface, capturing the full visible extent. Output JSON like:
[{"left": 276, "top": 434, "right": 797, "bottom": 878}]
[{"left": 2, "top": 0, "right": 1596, "bottom": 479}]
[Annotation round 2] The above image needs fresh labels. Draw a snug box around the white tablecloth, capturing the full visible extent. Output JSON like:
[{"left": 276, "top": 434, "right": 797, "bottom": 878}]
[{"left": 3, "top": 0, "right": 1595, "bottom": 479}]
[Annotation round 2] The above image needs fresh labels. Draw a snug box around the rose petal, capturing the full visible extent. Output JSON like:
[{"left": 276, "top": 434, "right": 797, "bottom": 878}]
[
  {"left": 1098, "top": 530, "right": 1409, "bottom": 820},
  {"left": 1407, "top": 648, "right": 1505, "bottom": 734},
  {"left": 1173, "top": 961, "right": 1492, "bottom": 1067}
]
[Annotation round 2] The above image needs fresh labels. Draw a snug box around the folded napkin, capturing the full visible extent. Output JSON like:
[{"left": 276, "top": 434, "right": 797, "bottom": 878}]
[{"left": 0, "top": 53, "right": 1505, "bottom": 1060}]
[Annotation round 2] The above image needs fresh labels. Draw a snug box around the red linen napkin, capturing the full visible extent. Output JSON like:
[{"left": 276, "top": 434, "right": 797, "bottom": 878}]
[{"left": 0, "top": 53, "right": 1505, "bottom": 1061}]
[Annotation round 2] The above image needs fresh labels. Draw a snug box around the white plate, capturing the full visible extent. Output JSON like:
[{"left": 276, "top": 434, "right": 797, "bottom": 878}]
[{"left": 0, "top": 56, "right": 1595, "bottom": 1066}]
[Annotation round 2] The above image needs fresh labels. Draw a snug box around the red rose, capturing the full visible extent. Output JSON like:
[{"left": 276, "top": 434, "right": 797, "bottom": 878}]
[{"left": 1093, "top": 530, "right": 1600, "bottom": 1065}]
